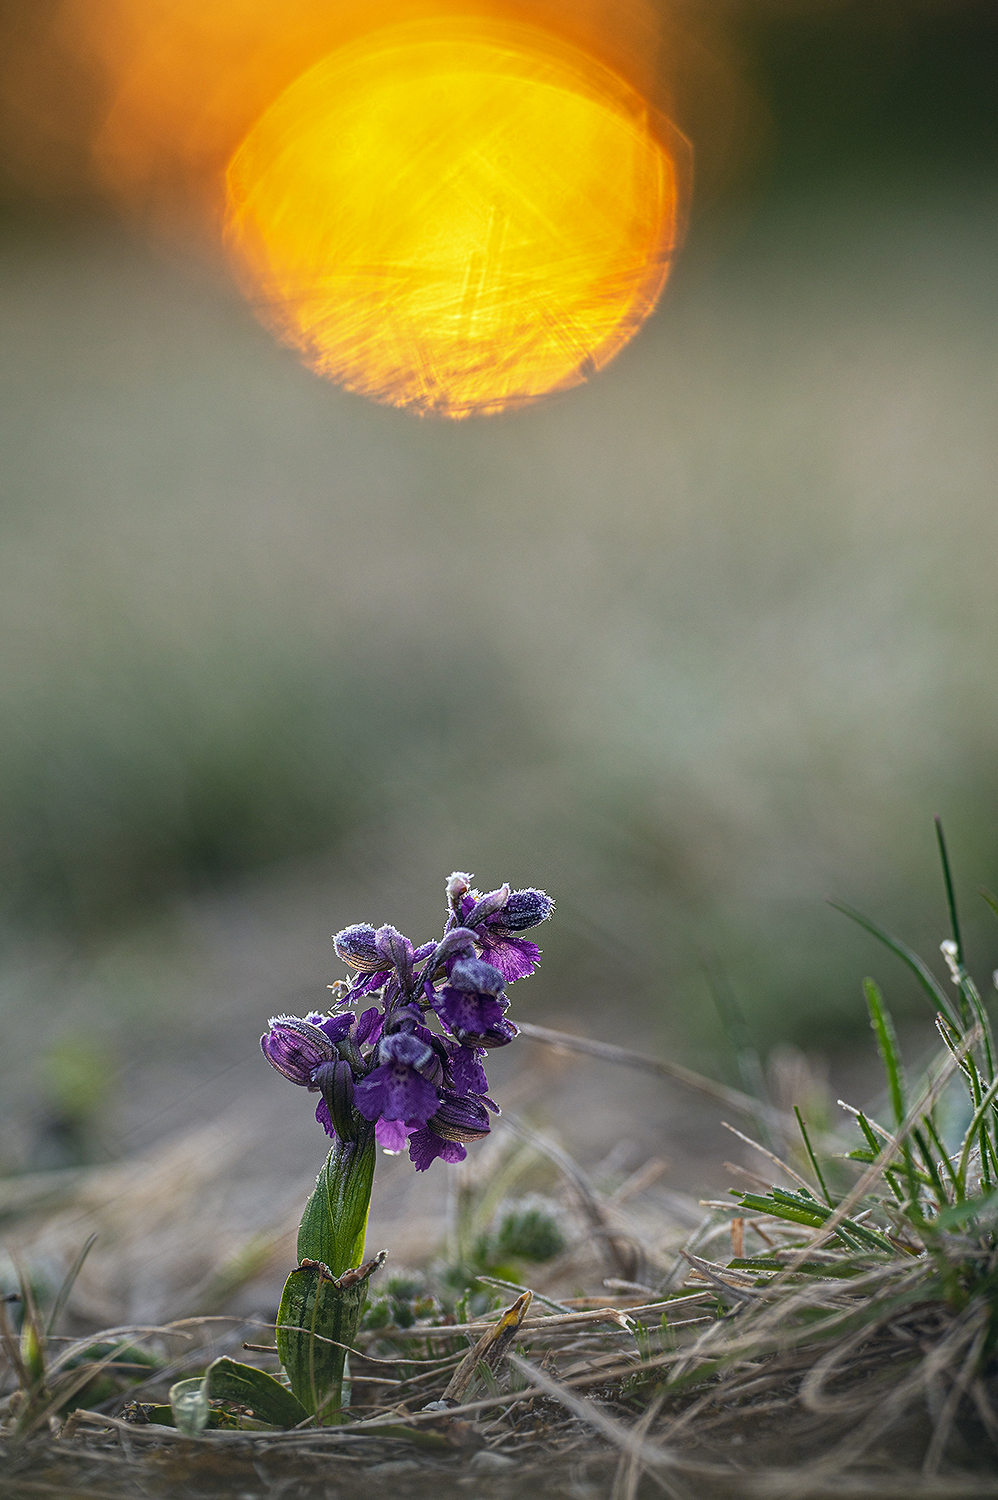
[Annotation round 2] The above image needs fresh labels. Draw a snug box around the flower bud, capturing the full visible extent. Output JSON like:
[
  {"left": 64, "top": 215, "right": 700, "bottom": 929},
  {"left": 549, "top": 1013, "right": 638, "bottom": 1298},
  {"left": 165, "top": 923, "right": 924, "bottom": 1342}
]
[
  {"left": 496, "top": 888, "right": 554, "bottom": 931},
  {"left": 428, "top": 1091, "right": 491, "bottom": 1143},
  {"left": 261, "top": 1016, "right": 335, "bottom": 1085},
  {"left": 333, "top": 924, "right": 384, "bottom": 972}
]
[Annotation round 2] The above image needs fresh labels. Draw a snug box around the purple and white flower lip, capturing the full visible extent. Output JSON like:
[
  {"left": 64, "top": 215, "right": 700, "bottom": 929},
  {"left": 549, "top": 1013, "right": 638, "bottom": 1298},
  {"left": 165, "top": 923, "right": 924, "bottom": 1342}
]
[{"left": 261, "top": 871, "right": 551, "bottom": 1171}]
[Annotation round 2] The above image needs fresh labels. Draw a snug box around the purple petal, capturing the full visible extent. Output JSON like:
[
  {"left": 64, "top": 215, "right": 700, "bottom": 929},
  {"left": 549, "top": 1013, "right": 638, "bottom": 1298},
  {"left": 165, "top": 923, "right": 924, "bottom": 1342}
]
[
  {"left": 355, "top": 1006, "right": 384, "bottom": 1046},
  {"left": 433, "top": 988, "right": 516, "bottom": 1047},
  {"left": 462, "top": 884, "right": 510, "bottom": 929},
  {"left": 315, "top": 1097, "right": 337, "bottom": 1138},
  {"left": 318, "top": 1013, "right": 354, "bottom": 1044},
  {"left": 378, "top": 1031, "right": 433, "bottom": 1070},
  {"left": 375, "top": 1116, "right": 414, "bottom": 1152},
  {"left": 349, "top": 969, "right": 392, "bottom": 998},
  {"left": 449, "top": 1045, "right": 489, "bottom": 1097},
  {"left": 354, "top": 1062, "right": 439, "bottom": 1125},
  {"left": 409, "top": 1129, "right": 467, "bottom": 1172},
  {"left": 478, "top": 934, "right": 541, "bottom": 982}
]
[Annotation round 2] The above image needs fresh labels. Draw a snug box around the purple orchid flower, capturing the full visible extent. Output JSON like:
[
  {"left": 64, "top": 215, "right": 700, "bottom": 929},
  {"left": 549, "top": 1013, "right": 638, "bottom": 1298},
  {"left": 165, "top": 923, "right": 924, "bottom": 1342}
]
[
  {"left": 408, "top": 1091, "right": 492, "bottom": 1171},
  {"left": 353, "top": 1032, "right": 441, "bottom": 1151},
  {"left": 432, "top": 956, "right": 518, "bottom": 1048},
  {"left": 456, "top": 883, "right": 554, "bottom": 982},
  {"left": 263, "top": 872, "right": 551, "bottom": 1171}
]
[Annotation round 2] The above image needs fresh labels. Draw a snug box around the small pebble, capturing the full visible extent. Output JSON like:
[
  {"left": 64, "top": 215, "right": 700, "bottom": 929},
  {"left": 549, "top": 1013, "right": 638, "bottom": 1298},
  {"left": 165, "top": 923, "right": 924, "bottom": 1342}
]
[{"left": 366, "top": 1458, "right": 423, "bottom": 1475}]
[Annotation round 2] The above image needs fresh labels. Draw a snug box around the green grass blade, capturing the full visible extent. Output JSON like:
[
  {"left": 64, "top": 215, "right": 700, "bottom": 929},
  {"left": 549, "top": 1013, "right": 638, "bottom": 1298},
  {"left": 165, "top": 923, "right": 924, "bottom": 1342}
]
[
  {"left": 921, "top": 1112, "right": 958, "bottom": 1197},
  {"left": 864, "top": 979, "right": 905, "bottom": 1128},
  {"left": 910, "top": 1126, "right": 948, "bottom": 1211},
  {"left": 935, "top": 816, "right": 964, "bottom": 966},
  {"left": 794, "top": 1106, "right": 833, "bottom": 1206},
  {"left": 831, "top": 903, "right": 959, "bottom": 1029}
]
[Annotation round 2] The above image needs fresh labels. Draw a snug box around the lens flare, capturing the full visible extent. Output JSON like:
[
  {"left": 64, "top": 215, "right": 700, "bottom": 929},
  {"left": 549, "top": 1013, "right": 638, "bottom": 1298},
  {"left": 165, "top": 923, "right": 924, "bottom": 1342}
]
[{"left": 224, "top": 19, "right": 685, "bottom": 417}]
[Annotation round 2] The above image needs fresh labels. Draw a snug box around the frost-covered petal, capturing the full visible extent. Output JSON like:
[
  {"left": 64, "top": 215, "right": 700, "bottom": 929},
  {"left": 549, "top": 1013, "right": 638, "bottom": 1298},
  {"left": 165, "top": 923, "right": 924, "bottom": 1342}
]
[
  {"left": 375, "top": 925, "right": 415, "bottom": 986},
  {"left": 378, "top": 1031, "right": 434, "bottom": 1071},
  {"left": 462, "top": 885, "right": 510, "bottom": 929},
  {"left": 409, "top": 1129, "right": 466, "bottom": 1172},
  {"left": 478, "top": 934, "right": 541, "bottom": 982},
  {"left": 449, "top": 957, "right": 506, "bottom": 995},
  {"left": 428, "top": 928, "right": 477, "bottom": 972},
  {"left": 261, "top": 1016, "right": 334, "bottom": 1085}
]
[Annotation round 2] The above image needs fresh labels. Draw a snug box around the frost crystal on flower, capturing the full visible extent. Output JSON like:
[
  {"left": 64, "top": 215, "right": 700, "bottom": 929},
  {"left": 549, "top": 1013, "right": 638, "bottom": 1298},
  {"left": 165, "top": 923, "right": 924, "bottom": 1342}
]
[{"left": 260, "top": 873, "right": 552, "bottom": 1170}]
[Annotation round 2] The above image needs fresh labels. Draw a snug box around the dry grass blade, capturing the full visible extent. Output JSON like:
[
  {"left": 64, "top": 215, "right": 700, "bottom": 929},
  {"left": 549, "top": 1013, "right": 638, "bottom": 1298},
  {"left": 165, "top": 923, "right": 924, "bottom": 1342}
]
[
  {"left": 500, "top": 1114, "right": 639, "bottom": 1278},
  {"left": 505, "top": 1352, "right": 719, "bottom": 1496},
  {"left": 721, "top": 1121, "right": 815, "bottom": 1193},
  {"left": 922, "top": 1309, "right": 991, "bottom": 1475},
  {"left": 611, "top": 1390, "right": 667, "bottom": 1500},
  {"left": 429, "top": 1290, "right": 532, "bottom": 1407},
  {"left": 356, "top": 1296, "right": 708, "bottom": 1344},
  {"left": 517, "top": 1021, "right": 790, "bottom": 1129}
]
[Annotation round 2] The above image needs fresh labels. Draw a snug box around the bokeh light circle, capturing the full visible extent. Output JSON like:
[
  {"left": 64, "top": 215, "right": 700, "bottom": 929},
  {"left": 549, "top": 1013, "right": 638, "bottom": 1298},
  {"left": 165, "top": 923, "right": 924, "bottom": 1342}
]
[{"left": 225, "top": 19, "right": 683, "bottom": 418}]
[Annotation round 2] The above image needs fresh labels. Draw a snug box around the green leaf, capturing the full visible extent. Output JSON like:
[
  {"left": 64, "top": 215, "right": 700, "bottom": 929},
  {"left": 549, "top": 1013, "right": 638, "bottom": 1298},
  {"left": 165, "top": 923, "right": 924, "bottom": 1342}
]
[
  {"left": 297, "top": 1131, "right": 377, "bottom": 1276},
  {"left": 169, "top": 1376, "right": 209, "bottom": 1435},
  {"left": 204, "top": 1357, "right": 307, "bottom": 1428},
  {"left": 276, "top": 1253, "right": 385, "bottom": 1422}
]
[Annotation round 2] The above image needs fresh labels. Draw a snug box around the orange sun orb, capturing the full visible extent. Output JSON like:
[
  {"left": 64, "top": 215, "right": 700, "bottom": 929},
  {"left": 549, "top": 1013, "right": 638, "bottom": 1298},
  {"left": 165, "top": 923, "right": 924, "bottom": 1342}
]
[{"left": 224, "top": 18, "right": 684, "bottom": 418}]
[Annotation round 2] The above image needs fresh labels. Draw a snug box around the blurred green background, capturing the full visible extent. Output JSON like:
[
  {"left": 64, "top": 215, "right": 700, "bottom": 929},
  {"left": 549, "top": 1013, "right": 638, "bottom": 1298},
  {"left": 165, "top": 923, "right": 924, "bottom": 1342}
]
[{"left": 1, "top": 0, "right": 997, "bottom": 1175}]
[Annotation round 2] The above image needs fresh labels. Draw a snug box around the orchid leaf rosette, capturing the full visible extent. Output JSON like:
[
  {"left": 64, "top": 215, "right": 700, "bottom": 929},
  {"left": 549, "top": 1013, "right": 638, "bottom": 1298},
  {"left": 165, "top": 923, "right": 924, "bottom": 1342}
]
[{"left": 260, "top": 872, "right": 553, "bottom": 1421}]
